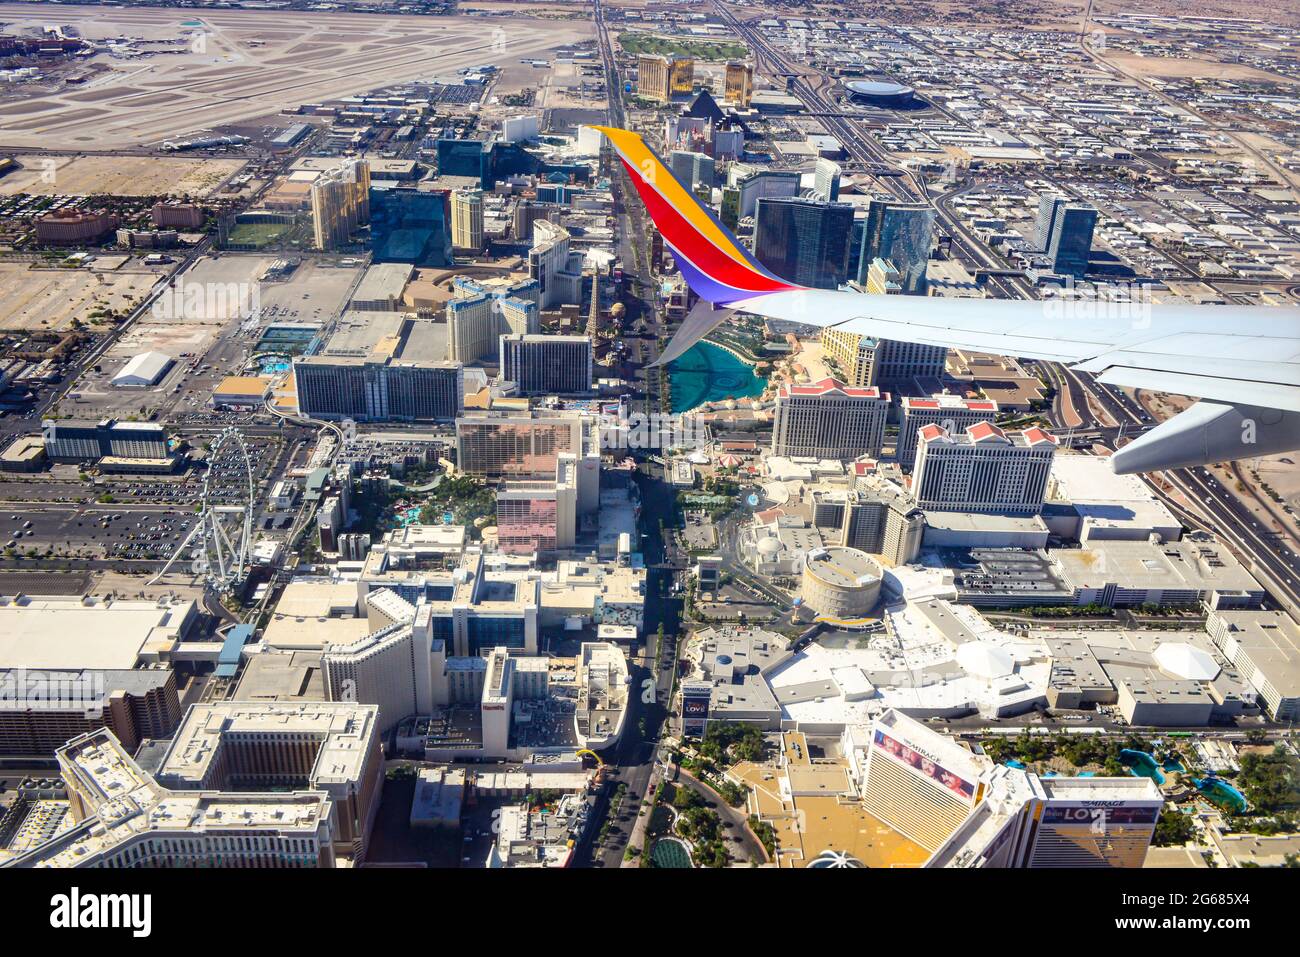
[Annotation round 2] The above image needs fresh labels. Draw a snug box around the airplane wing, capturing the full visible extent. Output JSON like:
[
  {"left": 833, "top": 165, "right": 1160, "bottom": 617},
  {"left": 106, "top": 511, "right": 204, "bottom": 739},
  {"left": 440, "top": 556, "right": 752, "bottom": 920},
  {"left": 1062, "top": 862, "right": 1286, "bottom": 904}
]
[
  {"left": 591, "top": 124, "right": 1300, "bottom": 472},
  {"left": 724, "top": 287, "right": 1300, "bottom": 414}
]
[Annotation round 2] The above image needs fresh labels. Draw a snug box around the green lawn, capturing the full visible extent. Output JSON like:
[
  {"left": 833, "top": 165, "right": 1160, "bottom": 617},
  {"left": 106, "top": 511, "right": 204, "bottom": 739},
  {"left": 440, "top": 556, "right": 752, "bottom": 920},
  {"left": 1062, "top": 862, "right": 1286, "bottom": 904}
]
[
  {"left": 618, "top": 31, "right": 747, "bottom": 61},
  {"left": 226, "top": 222, "right": 292, "bottom": 247}
]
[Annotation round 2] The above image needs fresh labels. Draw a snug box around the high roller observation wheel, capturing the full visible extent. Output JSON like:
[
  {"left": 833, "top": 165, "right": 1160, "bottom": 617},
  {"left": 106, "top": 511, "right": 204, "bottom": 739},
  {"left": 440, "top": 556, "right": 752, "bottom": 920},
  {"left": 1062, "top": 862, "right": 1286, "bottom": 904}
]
[{"left": 149, "top": 426, "right": 255, "bottom": 593}]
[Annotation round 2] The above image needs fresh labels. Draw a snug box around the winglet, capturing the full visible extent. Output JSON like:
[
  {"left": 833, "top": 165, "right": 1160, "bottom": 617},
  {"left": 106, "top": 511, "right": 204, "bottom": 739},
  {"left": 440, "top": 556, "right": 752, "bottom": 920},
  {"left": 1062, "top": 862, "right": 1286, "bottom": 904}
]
[{"left": 587, "top": 125, "right": 798, "bottom": 305}]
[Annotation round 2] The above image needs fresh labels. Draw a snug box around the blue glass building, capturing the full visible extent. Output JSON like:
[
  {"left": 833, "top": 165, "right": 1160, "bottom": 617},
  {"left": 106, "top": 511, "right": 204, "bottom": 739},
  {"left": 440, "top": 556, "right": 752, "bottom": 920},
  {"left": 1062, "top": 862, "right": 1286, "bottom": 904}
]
[
  {"left": 369, "top": 185, "right": 453, "bottom": 267},
  {"left": 857, "top": 199, "right": 935, "bottom": 294},
  {"left": 436, "top": 136, "right": 592, "bottom": 189},
  {"left": 753, "top": 197, "right": 854, "bottom": 290},
  {"left": 1037, "top": 194, "right": 1097, "bottom": 278}
]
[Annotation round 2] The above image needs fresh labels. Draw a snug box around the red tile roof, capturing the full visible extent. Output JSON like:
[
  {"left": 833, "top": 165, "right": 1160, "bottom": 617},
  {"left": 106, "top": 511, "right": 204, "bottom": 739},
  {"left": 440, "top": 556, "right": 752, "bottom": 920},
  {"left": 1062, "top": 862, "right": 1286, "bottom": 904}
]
[
  {"left": 1021, "top": 427, "right": 1058, "bottom": 446},
  {"left": 966, "top": 421, "right": 1008, "bottom": 442},
  {"left": 781, "top": 376, "right": 882, "bottom": 399}
]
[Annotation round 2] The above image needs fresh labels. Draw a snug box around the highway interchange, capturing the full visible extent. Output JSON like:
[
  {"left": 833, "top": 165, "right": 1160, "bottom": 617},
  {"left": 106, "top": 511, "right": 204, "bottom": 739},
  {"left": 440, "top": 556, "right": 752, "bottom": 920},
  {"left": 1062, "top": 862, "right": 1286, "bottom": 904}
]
[{"left": 712, "top": 2, "right": 1300, "bottom": 622}]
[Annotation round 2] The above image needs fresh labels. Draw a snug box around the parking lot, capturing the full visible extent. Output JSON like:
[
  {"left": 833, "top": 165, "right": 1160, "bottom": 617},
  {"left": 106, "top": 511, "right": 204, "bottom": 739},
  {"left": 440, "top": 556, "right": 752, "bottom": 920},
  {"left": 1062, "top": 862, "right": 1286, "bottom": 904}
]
[
  {"left": 0, "top": 426, "right": 283, "bottom": 564},
  {"left": 2, "top": 503, "right": 196, "bottom": 562}
]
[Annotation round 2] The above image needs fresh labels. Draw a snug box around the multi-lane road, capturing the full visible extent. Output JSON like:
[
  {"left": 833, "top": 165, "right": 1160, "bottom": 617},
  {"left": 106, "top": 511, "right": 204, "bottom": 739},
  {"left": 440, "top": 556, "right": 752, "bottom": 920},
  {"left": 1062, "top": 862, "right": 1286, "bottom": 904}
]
[
  {"left": 569, "top": 0, "right": 682, "bottom": 869},
  {"left": 716, "top": 4, "right": 1300, "bottom": 622},
  {"left": 1062, "top": 362, "right": 1300, "bottom": 616}
]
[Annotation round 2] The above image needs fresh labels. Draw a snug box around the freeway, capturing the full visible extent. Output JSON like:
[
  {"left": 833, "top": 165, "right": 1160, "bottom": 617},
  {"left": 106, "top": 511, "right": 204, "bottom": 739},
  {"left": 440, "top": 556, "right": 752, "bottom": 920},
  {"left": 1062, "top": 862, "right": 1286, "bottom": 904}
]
[
  {"left": 1056, "top": 362, "right": 1300, "bottom": 616},
  {"left": 714, "top": 5, "right": 1300, "bottom": 626},
  {"left": 713, "top": 3, "right": 922, "bottom": 205},
  {"left": 714, "top": 4, "right": 1034, "bottom": 302}
]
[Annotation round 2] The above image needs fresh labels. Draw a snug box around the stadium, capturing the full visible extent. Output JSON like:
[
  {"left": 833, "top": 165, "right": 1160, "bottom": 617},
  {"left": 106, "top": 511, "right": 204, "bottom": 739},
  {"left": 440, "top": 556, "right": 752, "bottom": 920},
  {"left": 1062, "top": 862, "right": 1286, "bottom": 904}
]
[{"left": 844, "top": 79, "right": 919, "bottom": 108}]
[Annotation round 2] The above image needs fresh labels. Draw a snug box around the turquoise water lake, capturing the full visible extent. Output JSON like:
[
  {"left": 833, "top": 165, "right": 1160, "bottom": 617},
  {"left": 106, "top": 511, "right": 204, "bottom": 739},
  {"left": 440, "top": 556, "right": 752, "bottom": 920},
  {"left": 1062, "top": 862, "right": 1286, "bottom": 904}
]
[{"left": 668, "top": 341, "right": 767, "bottom": 413}]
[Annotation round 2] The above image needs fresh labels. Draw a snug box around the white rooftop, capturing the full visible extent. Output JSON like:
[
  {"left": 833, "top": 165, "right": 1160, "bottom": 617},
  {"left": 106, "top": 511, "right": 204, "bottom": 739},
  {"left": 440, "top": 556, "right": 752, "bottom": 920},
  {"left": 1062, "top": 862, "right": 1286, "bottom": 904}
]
[
  {"left": 955, "top": 641, "right": 1016, "bottom": 679},
  {"left": 0, "top": 597, "right": 192, "bottom": 669}
]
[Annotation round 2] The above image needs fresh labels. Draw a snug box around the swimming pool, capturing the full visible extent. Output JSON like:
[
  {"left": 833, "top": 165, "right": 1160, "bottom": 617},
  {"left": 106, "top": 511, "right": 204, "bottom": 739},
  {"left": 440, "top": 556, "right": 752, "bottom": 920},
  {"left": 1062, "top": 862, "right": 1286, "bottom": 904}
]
[
  {"left": 1194, "top": 777, "right": 1248, "bottom": 814},
  {"left": 1120, "top": 749, "right": 1167, "bottom": 785},
  {"left": 387, "top": 504, "right": 424, "bottom": 529}
]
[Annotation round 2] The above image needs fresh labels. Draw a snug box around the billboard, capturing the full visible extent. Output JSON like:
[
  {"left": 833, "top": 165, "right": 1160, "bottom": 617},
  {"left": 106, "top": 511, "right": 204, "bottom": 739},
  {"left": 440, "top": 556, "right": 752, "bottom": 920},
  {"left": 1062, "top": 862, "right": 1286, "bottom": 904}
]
[
  {"left": 1040, "top": 805, "right": 1160, "bottom": 826},
  {"left": 681, "top": 684, "right": 711, "bottom": 736},
  {"left": 873, "top": 728, "right": 976, "bottom": 801}
]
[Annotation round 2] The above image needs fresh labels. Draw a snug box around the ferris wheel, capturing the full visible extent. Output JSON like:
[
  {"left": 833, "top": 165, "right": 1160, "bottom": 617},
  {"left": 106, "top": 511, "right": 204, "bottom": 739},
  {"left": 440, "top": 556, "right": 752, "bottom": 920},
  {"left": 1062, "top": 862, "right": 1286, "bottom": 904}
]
[{"left": 150, "top": 426, "right": 255, "bottom": 593}]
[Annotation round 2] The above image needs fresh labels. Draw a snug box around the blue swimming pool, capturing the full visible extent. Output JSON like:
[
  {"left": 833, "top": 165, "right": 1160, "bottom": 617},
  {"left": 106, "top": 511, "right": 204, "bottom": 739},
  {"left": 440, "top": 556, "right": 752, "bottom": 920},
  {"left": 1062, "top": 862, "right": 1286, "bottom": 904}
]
[
  {"left": 1194, "top": 777, "right": 1248, "bottom": 814},
  {"left": 1120, "top": 749, "right": 1166, "bottom": 785}
]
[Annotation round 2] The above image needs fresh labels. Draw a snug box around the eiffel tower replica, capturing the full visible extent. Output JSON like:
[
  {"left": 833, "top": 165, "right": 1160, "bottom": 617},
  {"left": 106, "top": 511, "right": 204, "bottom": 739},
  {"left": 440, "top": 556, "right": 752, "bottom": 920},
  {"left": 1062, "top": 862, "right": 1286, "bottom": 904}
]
[{"left": 586, "top": 269, "right": 602, "bottom": 340}]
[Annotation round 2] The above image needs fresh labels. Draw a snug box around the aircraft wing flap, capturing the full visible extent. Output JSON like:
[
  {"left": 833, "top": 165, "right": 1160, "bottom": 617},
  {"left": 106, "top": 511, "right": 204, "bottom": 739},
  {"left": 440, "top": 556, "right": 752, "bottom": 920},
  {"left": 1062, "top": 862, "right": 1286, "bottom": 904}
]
[
  {"left": 1093, "top": 365, "right": 1300, "bottom": 413},
  {"left": 726, "top": 290, "right": 1100, "bottom": 363},
  {"left": 1076, "top": 348, "right": 1300, "bottom": 387}
]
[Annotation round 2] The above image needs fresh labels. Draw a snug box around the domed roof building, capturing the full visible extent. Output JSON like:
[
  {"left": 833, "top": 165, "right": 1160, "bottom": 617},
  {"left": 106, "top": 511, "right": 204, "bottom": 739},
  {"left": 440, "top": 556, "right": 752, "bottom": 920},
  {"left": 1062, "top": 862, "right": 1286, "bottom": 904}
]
[{"left": 844, "top": 79, "right": 917, "bottom": 107}]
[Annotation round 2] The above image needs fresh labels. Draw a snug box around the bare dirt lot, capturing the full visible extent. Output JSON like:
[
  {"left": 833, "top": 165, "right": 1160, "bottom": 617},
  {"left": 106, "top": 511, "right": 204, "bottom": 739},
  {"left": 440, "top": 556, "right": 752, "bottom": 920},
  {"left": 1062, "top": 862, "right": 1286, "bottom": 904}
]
[
  {"left": 1103, "top": 54, "right": 1298, "bottom": 83},
  {"left": 0, "top": 4, "right": 593, "bottom": 149},
  {"left": 0, "top": 154, "right": 244, "bottom": 197},
  {"left": 0, "top": 259, "right": 168, "bottom": 332}
]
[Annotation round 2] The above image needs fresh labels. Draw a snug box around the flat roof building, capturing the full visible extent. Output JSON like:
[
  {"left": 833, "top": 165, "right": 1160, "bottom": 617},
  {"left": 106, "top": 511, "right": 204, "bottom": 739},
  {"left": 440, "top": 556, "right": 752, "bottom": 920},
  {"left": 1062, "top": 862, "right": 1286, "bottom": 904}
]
[
  {"left": 13, "top": 730, "right": 334, "bottom": 868},
  {"left": 293, "top": 311, "right": 462, "bottom": 423},
  {"left": 574, "top": 642, "right": 629, "bottom": 750},
  {"left": 929, "top": 765, "right": 1162, "bottom": 869},
  {"left": 211, "top": 375, "right": 272, "bottom": 411},
  {"left": 859, "top": 709, "right": 986, "bottom": 853},
  {"left": 0, "top": 667, "right": 181, "bottom": 758},
  {"left": 0, "top": 595, "right": 197, "bottom": 669},
  {"left": 455, "top": 411, "right": 595, "bottom": 481},
  {"left": 0, "top": 435, "right": 46, "bottom": 472},
  {"left": 1054, "top": 536, "right": 1266, "bottom": 610},
  {"left": 41, "top": 418, "right": 169, "bottom": 463},
  {"left": 8, "top": 700, "right": 383, "bottom": 867},
  {"left": 799, "top": 546, "right": 883, "bottom": 620},
  {"left": 156, "top": 700, "right": 384, "bottom": 857},
  {"left": 349, "top": 262, "right": 413, "bottom": 311},
  {"left": 1047, "top": 454, "right": 1181, "bottom": 543},
  {"left": 1207, "top": 607, "right": 1300, "bottom": 721},
  {"left": 499, "top": 333, "right": 593, "bottom": 396}
]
